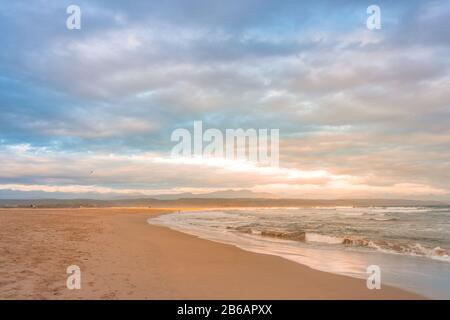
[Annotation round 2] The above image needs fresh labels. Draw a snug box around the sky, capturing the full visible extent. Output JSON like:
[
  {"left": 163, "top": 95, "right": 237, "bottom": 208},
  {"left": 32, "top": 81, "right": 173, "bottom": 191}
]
[{"left": 0, "top": 0, "right": 449, "bottom": 200}]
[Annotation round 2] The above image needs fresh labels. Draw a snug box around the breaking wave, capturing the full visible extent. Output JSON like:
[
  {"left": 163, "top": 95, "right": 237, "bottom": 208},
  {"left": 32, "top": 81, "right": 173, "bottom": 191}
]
[{"left": 232, "top": 227, "right": 450, "bottom": 262}]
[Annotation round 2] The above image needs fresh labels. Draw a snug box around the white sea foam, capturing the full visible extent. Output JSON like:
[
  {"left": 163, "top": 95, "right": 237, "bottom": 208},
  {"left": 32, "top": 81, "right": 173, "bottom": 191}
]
[{"left": 304, "top": 233, "right": 344, "bottom": 244}]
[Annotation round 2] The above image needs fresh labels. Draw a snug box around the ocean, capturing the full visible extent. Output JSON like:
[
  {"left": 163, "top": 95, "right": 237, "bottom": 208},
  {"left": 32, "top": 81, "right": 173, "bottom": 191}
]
[{"left": 148, "top": 206, "right": 450, "bottom": 299}]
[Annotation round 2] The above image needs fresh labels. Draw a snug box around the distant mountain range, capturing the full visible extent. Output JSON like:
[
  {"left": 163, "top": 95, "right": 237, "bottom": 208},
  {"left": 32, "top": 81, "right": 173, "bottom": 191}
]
[
  {"left": 149, "top": 189, "right": 278, "bottom": 200},
  {"left": 1, "top": 188, "right": 448, "bottom": 208},
  {"left": 0, "top": 194, "right": 447, "bottom": 209},
  {"left": 0, "top": 188, "right": 277, "bottom": 200}
]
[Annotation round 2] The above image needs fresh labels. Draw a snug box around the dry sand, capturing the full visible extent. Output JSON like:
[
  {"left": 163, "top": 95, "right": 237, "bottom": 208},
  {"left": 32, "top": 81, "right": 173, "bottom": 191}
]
[{"left": 0, "top": 208, "right": 423, "bottom": 299}]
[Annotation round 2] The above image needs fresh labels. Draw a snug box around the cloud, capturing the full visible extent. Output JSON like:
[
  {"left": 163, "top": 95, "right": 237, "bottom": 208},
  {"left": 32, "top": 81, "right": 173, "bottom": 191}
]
[
  {"left": 0, "top": 144, "right": 448, "bottom": 200},
  {"left": 0, "top": 0, "right": 449, "bottom": 199}
]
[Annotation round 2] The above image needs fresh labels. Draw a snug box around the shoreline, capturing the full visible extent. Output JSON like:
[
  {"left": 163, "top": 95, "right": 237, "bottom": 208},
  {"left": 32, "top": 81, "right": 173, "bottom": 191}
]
[
  {"left": 150, "top": 208, "right": 450, "bottom": 299},
  {"left": 0, "top": 208, "right": 423, "bottom": 299}
]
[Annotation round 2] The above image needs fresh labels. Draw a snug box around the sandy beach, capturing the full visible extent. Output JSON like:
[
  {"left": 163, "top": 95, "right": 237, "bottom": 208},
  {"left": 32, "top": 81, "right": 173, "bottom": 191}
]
[{"left": 0, "top": 208, "right": 422, "bottom": 299}]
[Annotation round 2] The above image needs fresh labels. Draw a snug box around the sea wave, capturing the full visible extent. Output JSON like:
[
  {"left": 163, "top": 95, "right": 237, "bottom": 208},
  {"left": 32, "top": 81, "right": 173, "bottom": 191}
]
[
  {"left": 369, "top": 217, "right": 398, "bottom": 221},
  {"left": 232, "top": 227, "right": 450, "bottom": 262}
]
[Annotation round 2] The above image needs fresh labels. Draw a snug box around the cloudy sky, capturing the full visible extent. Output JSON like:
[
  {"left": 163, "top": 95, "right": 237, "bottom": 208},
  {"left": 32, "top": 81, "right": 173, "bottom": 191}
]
[{"left": 0, "top": 0, "right": 449, "bottom": 200}]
